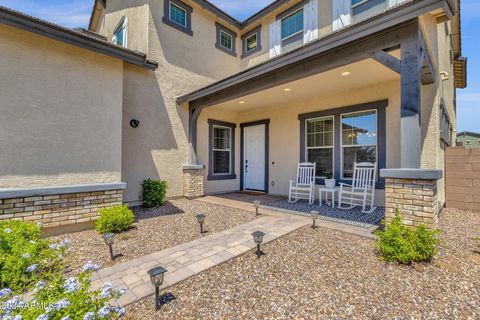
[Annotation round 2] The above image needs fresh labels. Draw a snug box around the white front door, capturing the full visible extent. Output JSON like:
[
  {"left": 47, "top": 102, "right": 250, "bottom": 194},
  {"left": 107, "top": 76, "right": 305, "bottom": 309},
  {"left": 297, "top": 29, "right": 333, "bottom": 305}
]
[{"left": 244, "top": 124, "right": 266, "bottom": 191}]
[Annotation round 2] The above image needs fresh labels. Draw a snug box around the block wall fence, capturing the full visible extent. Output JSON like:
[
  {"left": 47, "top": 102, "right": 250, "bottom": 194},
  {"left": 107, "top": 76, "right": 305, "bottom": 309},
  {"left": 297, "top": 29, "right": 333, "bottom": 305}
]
[{"left": 445, "top": 147, "right": 480, "bottom": 211}]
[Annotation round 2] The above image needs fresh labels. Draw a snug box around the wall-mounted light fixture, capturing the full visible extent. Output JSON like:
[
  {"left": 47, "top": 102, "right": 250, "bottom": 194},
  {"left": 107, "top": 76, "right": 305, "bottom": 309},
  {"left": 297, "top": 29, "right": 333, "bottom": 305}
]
[
  {"left": 130, "top": 119, "right": 140, "bottom": 128},
  {"left": 440, "top": 71, "right": 450, "bottom": 81}
]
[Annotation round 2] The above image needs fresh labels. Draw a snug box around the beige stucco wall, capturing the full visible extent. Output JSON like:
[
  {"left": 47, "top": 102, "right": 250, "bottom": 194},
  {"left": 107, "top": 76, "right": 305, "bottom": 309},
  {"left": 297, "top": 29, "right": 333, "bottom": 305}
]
[
  {"left": 114, "top": 0, "right": 243, "bottom": 202},
  {"left": 0, "top": 24, "right": 123, "bottom": 188},
  {"left": 418, "top": 13, "right": 457, "bottom": 205},
  {"left": 197, "top": 79, "right": 404, "bottom": 206}
]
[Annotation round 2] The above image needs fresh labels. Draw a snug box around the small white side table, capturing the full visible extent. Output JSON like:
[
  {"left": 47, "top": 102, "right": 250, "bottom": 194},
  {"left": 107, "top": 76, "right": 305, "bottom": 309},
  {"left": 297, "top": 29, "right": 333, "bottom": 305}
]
[{"left": 318, "top": 186, "right": 338, "bottom": 208}]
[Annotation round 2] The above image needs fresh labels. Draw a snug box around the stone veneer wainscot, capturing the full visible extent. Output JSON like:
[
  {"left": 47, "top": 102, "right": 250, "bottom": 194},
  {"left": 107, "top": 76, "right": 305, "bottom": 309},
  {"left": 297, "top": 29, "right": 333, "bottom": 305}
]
[
  {"left": 0, "top": 183, "right": 126, "bottom": 228},
  {"left": 381, "top": 169, "right": 442, "bottom": 229},
  {"left": 183, "top": 165, "right": 205, "bottom": 199}
]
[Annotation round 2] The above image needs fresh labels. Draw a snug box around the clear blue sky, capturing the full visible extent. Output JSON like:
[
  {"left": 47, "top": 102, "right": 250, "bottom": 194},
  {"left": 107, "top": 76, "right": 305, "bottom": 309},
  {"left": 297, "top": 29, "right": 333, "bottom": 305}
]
[{"left": 0, "top": 0, "right": 477, "bottom": 132}]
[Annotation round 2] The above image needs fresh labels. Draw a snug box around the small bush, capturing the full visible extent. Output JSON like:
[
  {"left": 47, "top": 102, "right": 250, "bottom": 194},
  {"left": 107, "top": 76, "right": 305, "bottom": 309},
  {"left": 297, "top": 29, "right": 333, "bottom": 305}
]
[
  {"left": 95, "top": 205, "right": 135, "bottom": 234},
  {"left": 0, "top": 261, "right": 125, "bottom": 319},
  {"left": 0, "top": 220, "right": 66, "bottom": 293},
  {"left": 375, "top": 212, "right": 439, "bottom": 264},
  {"left": 142, "top": 179, "right": 168, "bottom": 208}
]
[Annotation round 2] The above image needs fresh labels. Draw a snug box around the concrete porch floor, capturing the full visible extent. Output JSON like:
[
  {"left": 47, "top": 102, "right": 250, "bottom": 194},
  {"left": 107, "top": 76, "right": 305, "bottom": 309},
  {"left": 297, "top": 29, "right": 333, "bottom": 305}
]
[{"left": 198, "top": 192, "right": 378, "bottom": 238}]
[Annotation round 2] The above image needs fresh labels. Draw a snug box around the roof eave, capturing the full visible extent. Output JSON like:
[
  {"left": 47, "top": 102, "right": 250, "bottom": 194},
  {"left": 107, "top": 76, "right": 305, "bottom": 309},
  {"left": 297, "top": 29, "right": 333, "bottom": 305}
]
[
  {"left": 0, "top": 6, "right": 157, "bottom": 71},
  {"left": 177, "top": 0, "right": 451, "bottom": 105}
]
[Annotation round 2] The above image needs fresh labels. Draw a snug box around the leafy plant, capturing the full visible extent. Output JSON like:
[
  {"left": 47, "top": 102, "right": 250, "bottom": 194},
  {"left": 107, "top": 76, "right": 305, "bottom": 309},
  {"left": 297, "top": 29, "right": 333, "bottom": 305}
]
[
  {"left": 142, "top": 179, "right": 168, "bottom": 208},
  {"left": 95, "top": 205, "right": 135, "bottom": 234},
  {"left": 0, "top": 221, "right": 67, "bottom": 293},
  {"left": 325, "top": 172, "right": 333, "bottom": 179},
  {"left": 375, "top": 211, "right": 439, "bottom": 264},
  {"left": 0, "top": 261, "right": 125, "bottom": 319}
]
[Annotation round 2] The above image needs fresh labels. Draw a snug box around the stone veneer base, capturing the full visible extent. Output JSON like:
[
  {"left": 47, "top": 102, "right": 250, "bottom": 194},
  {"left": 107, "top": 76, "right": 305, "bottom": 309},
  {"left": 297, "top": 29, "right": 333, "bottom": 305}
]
[
  {"left": 381, "top": 169, "right": 442, "bottom": 229},
  {"left": 0, "top": 183, "right": 125, "bottom": 228},
  {"left": 183, "top": 165, "right": 205, "bottom": 199}
]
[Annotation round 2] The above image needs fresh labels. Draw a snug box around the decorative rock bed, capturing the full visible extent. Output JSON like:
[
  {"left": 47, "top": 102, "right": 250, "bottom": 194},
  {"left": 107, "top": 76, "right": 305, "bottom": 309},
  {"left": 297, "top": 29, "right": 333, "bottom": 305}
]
[
  {"left": 126, "top": 208, "right": 480, "bottom": 319},
  {"left": 49, "top": 199, "right": 256, "bottom": 275}
]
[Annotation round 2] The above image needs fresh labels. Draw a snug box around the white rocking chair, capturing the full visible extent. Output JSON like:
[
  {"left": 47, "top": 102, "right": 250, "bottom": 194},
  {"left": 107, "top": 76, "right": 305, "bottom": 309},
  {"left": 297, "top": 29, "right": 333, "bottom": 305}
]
[
  {"left": 338, "top": 162, "right": 377, "bottom": 213},
  {"left": 288, "top": 162, "right": 316, "bottom": 205}
]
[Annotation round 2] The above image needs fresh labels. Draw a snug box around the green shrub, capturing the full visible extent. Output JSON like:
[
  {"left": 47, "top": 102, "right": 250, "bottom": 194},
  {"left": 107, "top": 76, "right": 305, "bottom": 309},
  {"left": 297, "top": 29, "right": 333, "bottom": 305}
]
[
  {"left": 0, "top": 220, "right": 66, "bottom": 293},
  {"left": 375, "top": 212, "right": 439, "bottom": 264},
  {"left": 142, "top": 179, "right": 168, "bottom": 208},
  {"left": 0, "top": 262, "right": 125, "bottom": 319},
  {"left": 95, "top": 205, "right": 135, "bottom": 234}
]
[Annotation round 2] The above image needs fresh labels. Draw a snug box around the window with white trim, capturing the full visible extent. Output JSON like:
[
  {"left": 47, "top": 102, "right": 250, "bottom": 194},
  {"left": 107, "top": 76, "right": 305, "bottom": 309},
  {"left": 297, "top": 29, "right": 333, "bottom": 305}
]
[
  {"left": 112, "top": 17, "right": 127, "bottom": 48},
  {"left": 169, "top": 2, "right": 187, "bottom": 28},
  {"left": 306, "top": 116, "right": 334, "bottom": 178},
  {"left": 351, "top": 0, "right": 387, "bottom": 22},
  {"left": 341, "top": 110, "right": 377, "bottom": 179},
  {"left": 245, "top": 33, "right": 257, "bottom": 52},
  {"left": 212, "top": 126, "right": 232, "bottom": 175},
  {"left": 220, "top": 30, "right": 233, "bottom": 51},
  {"left": 281, "top": 9, "right": 303, "bottom": 41}
]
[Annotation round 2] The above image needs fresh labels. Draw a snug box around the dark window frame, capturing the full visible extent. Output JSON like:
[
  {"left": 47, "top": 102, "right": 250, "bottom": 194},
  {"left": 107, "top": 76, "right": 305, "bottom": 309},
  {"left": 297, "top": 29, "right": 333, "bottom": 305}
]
[
  {"left": 162, "top": 0, "right": 193, "bottom": 36},
  {"left": 298, "top": 100, "right": 388, "bottom": 189},
  {"left": 439, "top": 99, "right": 453, "bottom": 146},
  {"left": 241, "top": 25, "right": 262, "bottom": 58},
  {"left": 215, "top": 23, "right": 237, "bottom": 57},
  {"left": 208, "top": 119, "right": 237, "bottom": 180}
]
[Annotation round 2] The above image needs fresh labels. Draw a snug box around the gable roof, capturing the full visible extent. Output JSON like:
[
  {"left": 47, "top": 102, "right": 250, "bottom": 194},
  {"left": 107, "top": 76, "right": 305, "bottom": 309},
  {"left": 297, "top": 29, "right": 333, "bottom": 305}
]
[
  {"left": 457, "top": 131, "right": 480, "bottom": 139},
  {"left": 0, "top": 6, "right": 158, "bottom": 70}
]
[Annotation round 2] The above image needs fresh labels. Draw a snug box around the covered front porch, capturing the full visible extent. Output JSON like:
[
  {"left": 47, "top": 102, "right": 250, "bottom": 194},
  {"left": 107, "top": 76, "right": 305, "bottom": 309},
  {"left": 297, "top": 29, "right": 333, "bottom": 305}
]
[{"left": 180, "top": 19, "right": 443, "bottom": 228}]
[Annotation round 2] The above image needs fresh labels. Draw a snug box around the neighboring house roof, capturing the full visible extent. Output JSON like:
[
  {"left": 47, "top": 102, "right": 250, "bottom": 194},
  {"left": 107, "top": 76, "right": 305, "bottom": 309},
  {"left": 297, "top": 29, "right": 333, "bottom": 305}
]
[
  {"left": 177, "top": 0, "right": 454, "bottom": 106},
  {"left": 0, "top": 6, "right": 158, "bottom": 70},
  {"left": 457, "top": 131, "right": 480, "bottom": 138}
]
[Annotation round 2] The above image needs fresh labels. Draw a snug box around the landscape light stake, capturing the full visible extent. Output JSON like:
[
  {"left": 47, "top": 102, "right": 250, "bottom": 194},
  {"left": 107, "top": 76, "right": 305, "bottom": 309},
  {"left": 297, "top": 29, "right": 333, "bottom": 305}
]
[
  {"left": 253, "top": 200, "right": 261, "bottom": 216},
  {"left": 195, "top": 213, "right": 206, "bottom": 234},
  {"left": 101, "top": 233, "right": 115, "bottom": 260},
  {"left": 147, "top": 266, "right": 167, "bottom": 311},
  {"left": 310, "top": 211, "right": 319, "bottom": 229},
  {"left": 252, "top": 230, "right": 265, "bottom": 258}
]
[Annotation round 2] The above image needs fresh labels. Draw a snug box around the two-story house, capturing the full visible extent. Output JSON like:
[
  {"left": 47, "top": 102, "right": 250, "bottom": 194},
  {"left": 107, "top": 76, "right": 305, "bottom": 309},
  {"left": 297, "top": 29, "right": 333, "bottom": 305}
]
[{"left": 0, "top": 0, "right": 466, "bottom": 230}]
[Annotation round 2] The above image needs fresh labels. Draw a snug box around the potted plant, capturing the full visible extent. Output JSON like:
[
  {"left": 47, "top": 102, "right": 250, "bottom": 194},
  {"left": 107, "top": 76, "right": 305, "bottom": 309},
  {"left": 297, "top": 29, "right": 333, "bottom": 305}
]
[{"left": 324, "top": 172, "right": 336, "bottom": 189}]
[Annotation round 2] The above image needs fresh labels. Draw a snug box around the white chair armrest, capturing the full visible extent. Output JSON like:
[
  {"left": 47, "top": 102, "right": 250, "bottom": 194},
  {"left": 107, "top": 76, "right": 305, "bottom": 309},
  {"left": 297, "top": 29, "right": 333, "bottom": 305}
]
[{"left": 339, "top": 182, "right": 352, "bottom": 188}]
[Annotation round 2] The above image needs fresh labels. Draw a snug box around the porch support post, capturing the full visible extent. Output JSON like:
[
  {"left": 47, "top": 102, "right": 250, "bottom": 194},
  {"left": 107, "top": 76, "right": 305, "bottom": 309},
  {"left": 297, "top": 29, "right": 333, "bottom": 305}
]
[
  {"left": 400, "top": 30, "right": 422, "bottom": 168},
  {"left": 188, "top": 103, "right": 203, "bottom": 163}
]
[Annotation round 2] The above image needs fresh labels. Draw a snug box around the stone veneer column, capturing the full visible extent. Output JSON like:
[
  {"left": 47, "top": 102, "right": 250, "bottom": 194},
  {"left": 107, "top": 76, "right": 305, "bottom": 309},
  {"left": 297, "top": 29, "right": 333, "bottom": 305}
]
[
  {"left": 0, "top": 183, "right": 126, "bottom": 228},
  {"left": 380, "top": 169, "right": 443, "bottom": 229},
  {"left": 183, "top": 165, "right": 205, "bottom": 199}
]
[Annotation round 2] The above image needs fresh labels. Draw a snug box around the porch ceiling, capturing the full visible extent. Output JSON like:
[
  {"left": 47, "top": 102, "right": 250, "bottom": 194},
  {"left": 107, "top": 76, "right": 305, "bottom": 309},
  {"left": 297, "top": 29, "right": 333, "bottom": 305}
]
[{"left": 208, "top": 57, "right": 400, "bottom": 113}]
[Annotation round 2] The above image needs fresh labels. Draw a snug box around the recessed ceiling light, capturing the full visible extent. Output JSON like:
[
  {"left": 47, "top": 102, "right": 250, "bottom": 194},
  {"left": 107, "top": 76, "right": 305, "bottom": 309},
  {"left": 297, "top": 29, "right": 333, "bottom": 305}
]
[
  {"left": 239, "top": 101, "right": 245, "bottom": 104},
  {"left": 283, "top": 88, "right": 292, "bottom": 92},
  {"left": 341, "top": 71, "right": 351, "bottom": 76}
]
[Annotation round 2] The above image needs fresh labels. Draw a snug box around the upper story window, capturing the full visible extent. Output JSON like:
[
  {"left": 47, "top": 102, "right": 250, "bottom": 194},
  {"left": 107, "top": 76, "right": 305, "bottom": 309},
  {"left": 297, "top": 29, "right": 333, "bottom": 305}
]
[
  {"left": 439, "top": 101, "right": 452, "bottom": 146},
  {"left": 162, "top": 0, "right": 193, "bottom": 36},
  {"left": 351, "top": 0, "right": 387, "bottom": 22},
  {"left": 281, "top": 9, "right": 304, "bottom": 41},
  {"left": 112, "top": 17, "right": 127, "bottom": 48},
  {"left": 215, "top": 23, "right": 237, "bottom": 57},
  {"left": 241, "top": 25, "right": 262, "bottom": 58},
  {"left": 169, "top": 2, "right": 186, "bottom": 27},
  {"left": 246, "top": 34, "right": 257, "bottom": 52},
  {"left": 220, "top": 31, "right": 233, "bottom": 50}
]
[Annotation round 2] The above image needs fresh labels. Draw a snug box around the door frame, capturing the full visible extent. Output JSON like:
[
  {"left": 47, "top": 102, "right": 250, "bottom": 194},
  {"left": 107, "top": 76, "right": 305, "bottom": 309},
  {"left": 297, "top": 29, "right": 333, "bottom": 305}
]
[{"left": 240, "top": 119, "right": 270, "bottom": 192}]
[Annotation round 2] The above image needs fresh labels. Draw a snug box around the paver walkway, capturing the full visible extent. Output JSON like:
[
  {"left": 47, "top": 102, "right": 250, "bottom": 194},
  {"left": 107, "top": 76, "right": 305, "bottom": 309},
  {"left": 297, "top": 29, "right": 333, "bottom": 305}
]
[{"left": 91, "top": 213, "right": 310, "bottom": 306}]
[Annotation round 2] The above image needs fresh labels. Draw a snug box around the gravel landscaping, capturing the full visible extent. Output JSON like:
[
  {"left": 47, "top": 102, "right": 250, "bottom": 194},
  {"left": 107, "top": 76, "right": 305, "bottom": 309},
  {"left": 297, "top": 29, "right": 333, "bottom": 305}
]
[
  {"left": 49, "top": 199, "right": 255, "bottom": 275},
  {"left": 126, "top": 208, "right": 480, "bottom": 319}
]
